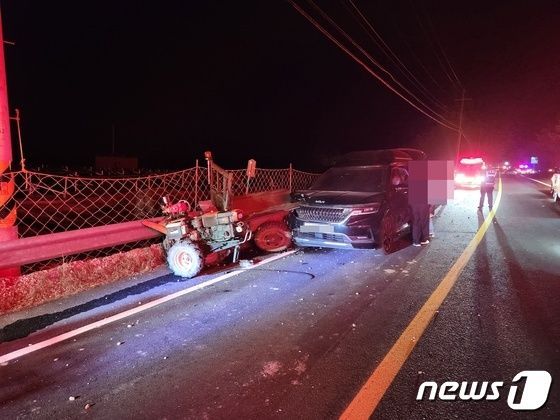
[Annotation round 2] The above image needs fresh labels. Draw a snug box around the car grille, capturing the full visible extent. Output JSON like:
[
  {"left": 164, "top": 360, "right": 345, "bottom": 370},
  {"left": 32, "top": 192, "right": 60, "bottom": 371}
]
[
  {"left": 298, "top": 232, "right": 347, "bottom": 242},
  {"left": 296, "top": 206, "right": 348, "bottom": 223}
]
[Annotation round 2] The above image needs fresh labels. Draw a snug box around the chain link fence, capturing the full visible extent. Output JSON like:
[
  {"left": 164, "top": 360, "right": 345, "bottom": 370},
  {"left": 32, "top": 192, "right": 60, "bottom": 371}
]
[
  {"left": 3, "top": 168, "right": 201, "bottom": 237},
  {"left": 1, "top": 163, "right": 320, "bottom": 272}
]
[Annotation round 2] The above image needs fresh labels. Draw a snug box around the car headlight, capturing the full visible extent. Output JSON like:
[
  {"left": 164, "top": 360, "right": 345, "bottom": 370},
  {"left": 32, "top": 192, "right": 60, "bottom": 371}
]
[{"left": 349, "top": 203, "right": 381, "bottom": 216}]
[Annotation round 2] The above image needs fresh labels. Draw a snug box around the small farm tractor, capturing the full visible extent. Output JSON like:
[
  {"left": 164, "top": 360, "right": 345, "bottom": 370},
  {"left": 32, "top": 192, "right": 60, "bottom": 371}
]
[{"left": 143, "top": 154, "right": 293, "bottom": 278}]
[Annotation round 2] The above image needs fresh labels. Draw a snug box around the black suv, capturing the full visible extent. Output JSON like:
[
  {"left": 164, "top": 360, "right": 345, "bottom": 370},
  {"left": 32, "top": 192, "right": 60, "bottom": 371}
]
[{"left": 289, "top": 148, "right": 426, "bottom": 253}]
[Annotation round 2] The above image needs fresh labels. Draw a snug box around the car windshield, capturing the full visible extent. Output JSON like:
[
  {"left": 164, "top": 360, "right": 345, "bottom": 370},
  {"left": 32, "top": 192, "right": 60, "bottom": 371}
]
[{"left": 310, "top": 166, "right": 385, "bottom": 193}]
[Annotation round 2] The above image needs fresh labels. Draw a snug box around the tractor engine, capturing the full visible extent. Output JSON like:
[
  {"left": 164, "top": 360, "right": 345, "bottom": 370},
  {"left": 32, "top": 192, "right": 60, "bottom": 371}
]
[{"left": 191, "top": 210, "right": 245, "bottom": 242}]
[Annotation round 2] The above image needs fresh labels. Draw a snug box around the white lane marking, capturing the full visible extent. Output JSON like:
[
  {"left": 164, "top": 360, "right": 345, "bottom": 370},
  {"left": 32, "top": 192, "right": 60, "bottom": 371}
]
[
  {"left": 525, "top": 176, "right": 551, "bottom": 187},
  {"left": 0, "top": 250, "right": 297, "bottom": 365}
]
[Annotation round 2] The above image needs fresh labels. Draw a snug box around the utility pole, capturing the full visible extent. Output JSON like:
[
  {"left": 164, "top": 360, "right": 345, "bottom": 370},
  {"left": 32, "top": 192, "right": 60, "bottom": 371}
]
[
  {"left": 0, "top": 8, "right": 10, "bottom": 175},
  {"left": 455, "top": 89, "right": 471, "bottom": 162},
  {"left": 0, "top": 7, "right": 19, "bottom": 277}
]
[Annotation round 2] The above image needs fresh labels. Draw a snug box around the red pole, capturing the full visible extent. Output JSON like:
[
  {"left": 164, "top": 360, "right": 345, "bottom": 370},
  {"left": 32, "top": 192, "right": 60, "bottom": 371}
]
[
  {"left": 0, "top": 8, "right": 11, "bottom": 173},
  {"left": 0, "top": 8, "right": 19, "bottom": 278}
]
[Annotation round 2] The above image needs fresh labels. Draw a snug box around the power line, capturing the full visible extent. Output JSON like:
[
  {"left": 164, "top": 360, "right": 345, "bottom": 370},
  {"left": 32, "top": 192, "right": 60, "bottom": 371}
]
[
  {"left": 426, "top": 15, "right": 464, "bottom": 89},
  {"left": 288, "top": 0, "right": 458, "bottom": 131},
  {"left": 423, "top": 11, "right": 463, "bottom": 91},
  {"left": 307, "top": 0, "right": 456, "bottom": 127},
  {"left": 392, "top": 24, "right": 449, "bottom": 95},
  {"left": 345, "top": 0, "right": 450, "bottom": 113},
  {"left": 413, "top": 3, "right": 463, "bottom": 93}
]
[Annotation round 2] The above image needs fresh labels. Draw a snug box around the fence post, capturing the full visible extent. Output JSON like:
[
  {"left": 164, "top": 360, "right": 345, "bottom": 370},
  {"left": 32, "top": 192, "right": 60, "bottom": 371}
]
[
  {"left": 194, "top": 159, "right": 199, "bottom": 205},
  {"left": 289, "top": 163, "right": 293, "bottom": 191}
]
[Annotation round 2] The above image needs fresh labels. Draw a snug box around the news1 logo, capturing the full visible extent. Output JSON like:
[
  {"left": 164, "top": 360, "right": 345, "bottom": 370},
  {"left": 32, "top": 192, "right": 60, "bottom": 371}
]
[{"left": 417, "top": 370, "right": 552, "bottom": 410}]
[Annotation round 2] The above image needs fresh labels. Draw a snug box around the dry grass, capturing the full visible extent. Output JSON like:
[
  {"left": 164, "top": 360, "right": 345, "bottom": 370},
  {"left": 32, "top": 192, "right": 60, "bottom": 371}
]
[{"left": 0, "top": 245, "right": 165, "bottom": 315}]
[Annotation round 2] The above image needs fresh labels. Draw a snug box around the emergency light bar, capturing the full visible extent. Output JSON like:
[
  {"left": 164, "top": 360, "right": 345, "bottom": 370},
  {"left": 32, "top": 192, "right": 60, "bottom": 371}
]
[{"left": 459, "top": 157, "right": 484, "bottom": 165}]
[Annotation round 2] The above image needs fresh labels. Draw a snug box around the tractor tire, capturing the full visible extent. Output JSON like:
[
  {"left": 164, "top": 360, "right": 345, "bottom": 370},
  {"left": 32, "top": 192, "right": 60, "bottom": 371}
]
[
  {"left": 254, "top": 221, "right": 292, "bottom": 253},
  {"left": 167, "top": 240, "right": 204, "bottom": 278}
]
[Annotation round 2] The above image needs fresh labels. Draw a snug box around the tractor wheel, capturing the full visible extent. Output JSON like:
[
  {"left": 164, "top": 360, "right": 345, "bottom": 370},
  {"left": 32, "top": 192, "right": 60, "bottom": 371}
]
[
  {"left": 254, "top": 221, "right": 292, "bottom": 253},
  {"left": 167, "top": 240, "right": 204, "bottom": 278}
]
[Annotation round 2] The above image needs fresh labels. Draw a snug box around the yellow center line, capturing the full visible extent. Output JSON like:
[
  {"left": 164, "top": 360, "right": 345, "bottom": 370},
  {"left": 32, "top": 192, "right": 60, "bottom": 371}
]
[{"left": 340, "top": 178, "right": 503, "bottom": 420}]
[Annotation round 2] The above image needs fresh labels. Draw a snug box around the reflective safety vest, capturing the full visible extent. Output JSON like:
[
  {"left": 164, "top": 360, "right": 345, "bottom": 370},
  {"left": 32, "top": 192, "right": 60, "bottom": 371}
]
[{"left": 484, "top": 169, "right": 497, "bottom": 187}]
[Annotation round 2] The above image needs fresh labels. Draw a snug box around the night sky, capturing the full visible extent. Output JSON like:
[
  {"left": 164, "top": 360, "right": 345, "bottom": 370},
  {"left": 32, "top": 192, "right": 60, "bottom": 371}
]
[{"left": 2, "top": 1, "right": 560, "bottom": 170}]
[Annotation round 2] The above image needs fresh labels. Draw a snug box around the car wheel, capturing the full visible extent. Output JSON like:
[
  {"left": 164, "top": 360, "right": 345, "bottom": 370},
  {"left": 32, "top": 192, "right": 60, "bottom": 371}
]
[{"left": 380, "top": 214, "right": 397, "bottom": 254}]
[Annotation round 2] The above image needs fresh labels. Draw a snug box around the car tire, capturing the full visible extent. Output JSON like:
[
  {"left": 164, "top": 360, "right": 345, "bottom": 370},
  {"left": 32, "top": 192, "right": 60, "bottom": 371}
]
[
  {"left": 379, "top": 213, "right": 397, "bottom": 254},
  {"left": 167, "top": 240, "right": 204, "bottom": 278}
]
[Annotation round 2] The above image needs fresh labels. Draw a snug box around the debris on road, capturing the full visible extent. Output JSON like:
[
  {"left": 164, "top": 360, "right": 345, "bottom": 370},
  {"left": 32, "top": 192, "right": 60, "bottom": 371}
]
[
  {"left": 261, "top": 361, "right": 282, "bottom": 377},
  {"left": 239, "top": 259, "right": 254, "bottom": 268}
]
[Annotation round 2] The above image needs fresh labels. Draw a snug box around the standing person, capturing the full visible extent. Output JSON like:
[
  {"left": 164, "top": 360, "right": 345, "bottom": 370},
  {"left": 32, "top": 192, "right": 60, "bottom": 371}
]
[
  {"left": 478, "top": 166, "right": 497, "bottom": 210},
  {"left": 429, "top": 204, "right": 435, "bottom": 238},
  {"left": 408, "top": 161, "right": 431, "bottom": 247},
  {"left": 411, "top": 203, "right": 431, "bottom": 246}
]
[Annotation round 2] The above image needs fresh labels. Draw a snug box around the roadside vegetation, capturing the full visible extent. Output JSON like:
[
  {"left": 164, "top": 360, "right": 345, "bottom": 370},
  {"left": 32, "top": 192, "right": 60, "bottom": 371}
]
[{"left": 0, "top": 245, "right": 164, "bottom": 315}]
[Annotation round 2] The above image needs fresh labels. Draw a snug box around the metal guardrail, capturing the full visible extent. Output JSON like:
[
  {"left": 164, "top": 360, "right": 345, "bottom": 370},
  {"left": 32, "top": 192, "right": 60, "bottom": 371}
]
[{"left": 0, "top": 218, "right": 163, "bottom": 270}]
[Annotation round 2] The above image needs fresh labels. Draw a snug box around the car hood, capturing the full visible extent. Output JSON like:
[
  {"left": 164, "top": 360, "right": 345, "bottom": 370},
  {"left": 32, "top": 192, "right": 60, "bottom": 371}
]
[{"left": 291, "top": 190, "right": 385, "bottom": 206}]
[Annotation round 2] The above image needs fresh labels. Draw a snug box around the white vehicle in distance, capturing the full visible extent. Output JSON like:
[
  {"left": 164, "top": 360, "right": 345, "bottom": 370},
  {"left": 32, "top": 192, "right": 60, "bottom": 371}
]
[
  {"left": 455, "top": 157, "right": 485, "bottom": 188},
  {"left": 551, "top": 168, "right": 560, "bottom": 203}
]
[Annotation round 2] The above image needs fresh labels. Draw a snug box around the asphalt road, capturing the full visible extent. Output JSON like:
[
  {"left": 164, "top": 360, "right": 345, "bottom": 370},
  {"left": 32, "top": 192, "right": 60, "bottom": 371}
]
[{"left": 1, "top": 175, "right": 559, "bottom": 419}]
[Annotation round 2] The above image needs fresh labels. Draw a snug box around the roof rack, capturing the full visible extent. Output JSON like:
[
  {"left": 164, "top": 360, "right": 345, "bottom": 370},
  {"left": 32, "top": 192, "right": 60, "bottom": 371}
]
[{"left": 335, "top": 148, "right": 427, "bottom": 166}]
